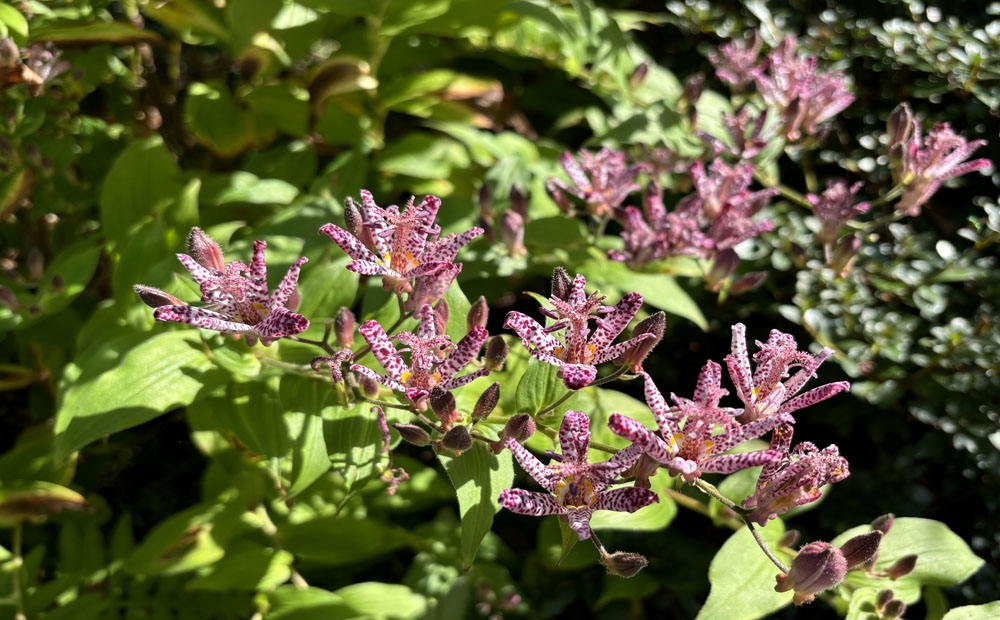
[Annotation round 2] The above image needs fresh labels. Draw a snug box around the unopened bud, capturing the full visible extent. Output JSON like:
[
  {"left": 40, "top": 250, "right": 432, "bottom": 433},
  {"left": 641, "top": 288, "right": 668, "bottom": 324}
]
[
  {"left": 472, "top": 382, "right": 500, "bottom": 421},
  {"left": 600, "top": 551, "right": 648, "bottom": 578},
  {"left": 680, "top": 72, "right": 705, "bottom": 125},
  {"left": 545, "top": 179, "right": 572, "bottom": 214},
  {"left": 0, "top": 38, "right": 18, "bottom": 67},
  {"left": 478, "top": 183, "right": 494, "bottom": 220},
  {"left": 731, "top": 271, "right": 768, "bottom": 295},
  {"left": 706, "top": 249, "right": 739, "bottom": 291},
  {"left": 875, "top": 589, "right": 895, "bottom": 610},
  {"left": 334, "top": 307, "right": 356, "bottom": 347},
  {"left": 26, "top": 247, "right": 44, "bottom": 282},
  {"left": 775, "top": 541, "right": 847, "bottom": 606},
  {"left": 394, "top": 423, "right": 431, "bottom": 446},
  {"left": 433, "top": 299, "right": 449, "bottom": 335},
  {"left": 886, "top": 104, "right": 913, "bottom": 154},
  {"left": 499, "top": 211, "right": 526, "bottom": 257},
  {"left": 429, "top": 387, "right": 459, "bottom": 425},
  {"left": 134, "top": 284, "right": 184, "bottom": 308},
  {"left": 441, "top": 425, "right": 472, "bottom": 453},
  {"left": 0, "top": 286, "right": 22, "bottom": 311},
  {"left": 840, "top": 530, "right": 882, "bottom": 570},
  {"left": 484, "top": 335, "right": 508, "bottom": 371},
  {"left": 782, "top": 96, "right": 803, "bottom": 142},
  {"left": 871, "top": 513, "right": 895, "bottom": 535},
  {"left": 887, "top": 554, "right": 917, "bottom": 580},
  {"left": 615, "top": 311, "right": 664, "bottom": 372},
  {"left": 344, "top": 196, "right": 364, "bottom": 238},
  {"left": 629, "top": 61, "right": 648, "bottom": 88},
  {"left": 359, "top": 374, "right": 380, "bottom": 399},
  {"left": 882, "top": 599, "right": 905, "bottom": 619},
  {"left": 509, "top": 185, "right": 527, "bottom": 218},
  {"left": 551, "top": 267, "right": 572, "bottom": 301},
  {"left": 186, "top": 227, "right": 226, "bottom": 272},
  {"left": 502, "top": 414, "right": 535, "bottom": 443},
  {"left": 467, "top": 296, "right": 489, "bottom": 332}
]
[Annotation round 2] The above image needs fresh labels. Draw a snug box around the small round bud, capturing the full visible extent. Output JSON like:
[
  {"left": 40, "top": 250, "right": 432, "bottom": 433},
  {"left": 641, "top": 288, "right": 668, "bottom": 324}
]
[
  {"left": 600, "top": 551, "right": 648, "bottom": 578},
  {"left": 429, "top": 387, "right": 459, "bottom": 426},
  {"left": 882, "top": 599, "right": 905, "bottom": 619},
  {"left": 544, "top": 180, "right": 572, "bottom": 214},
  {"left": 502, "top": 414, "right": 535, "bottom": 443},
  {"left": 871, "top": 513, "right": 895, "bottom": 535},
  {"left": 472, "top": 382, "right": 500, "bottom": 421},
  {"left": 441, "top": 425, "right": 472, "bottom": 453},
  {"left": 359, "top": 374, "right": 380, "bottom": 400},
  {"left": 629, "top": 61, "right": 648, "bottom": 88},
  {"left": 467, "top": 296, "right": 489, "bottom": 332},
  {"left": 840, "top": 531, "right": 882, "bottom": 570},
  {"left": 334, "top": 307, "right": 356, "bottom": 347},
  {"left": 484, "top": 336, "right": 508, "bottom": 371},
  {"left": 393, "top": 423, "right": 431, "bottom": 446},
  {"left": 775, "top": 541, "right": 847, "bottom": 606},
  {"left": 887, "top": 554, "right": 917, "bottom": 580},
  {"left": 186, "top": 227, "right": 226, "bottom": 272},
  {"left": 730, "top": 271, "right": 768, "bottom": 295},
  {"left": 551, "top": 267, "right": 572, "bottom": 301},
  {"left": 875, "top": 589, "right": 895, "bottom": 610},
  {"left": 134, "top": 285, "right": 184, "bottom": 309}
]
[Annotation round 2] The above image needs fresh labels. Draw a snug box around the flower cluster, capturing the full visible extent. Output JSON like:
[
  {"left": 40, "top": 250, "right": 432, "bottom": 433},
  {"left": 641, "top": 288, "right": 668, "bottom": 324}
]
[{"left": 545, "top": 148, "right": 645, "bottom": 217}]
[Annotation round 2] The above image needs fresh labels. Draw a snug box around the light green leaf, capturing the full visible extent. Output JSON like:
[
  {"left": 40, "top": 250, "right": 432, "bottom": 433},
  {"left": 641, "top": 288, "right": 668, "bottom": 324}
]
[
  {"left": 265, "top": 586, "right": 351, "bottom": 620},
  {"left": 374, "top": 133, "right": 470, "bottom": 180},
  {"left": 844, "top": 586, "right": 879, "bottom": 620},
  {"left": 55, "top": 331, "right": 224, "bottom": 459},
  {"left": 201, "top": 171, "right": 299, "bottom": 206},
  {"left": 325, "top": 402, "right": 386, "bottom": 493},
  {"left": 0, "top": 481, "right": 89, "bottom": 527},
  {"left": 439, "top": 443, "right": 514, "bottom": 568},
  {"left": 124, "top": 501, "right": 230, "bottom": 576},
  {"left": 29, "top": 22, "right": 163, "bottom": 45},
  {"left": 582, "top": 257, "right": 707, "bottom": 330},
  {"left": 185, "top": 81, "right": 259, "bottom": 157},
  {"left": 332, "top": 582, "right": 428, "bottom": 619},
  {"left": 187, "top": 546, "right": 293, "bottom": 591},
  {"left": 380, "top": 0, "right": 450, "bottom": 36},
  {"left": 279, "top": 516, "right": 412, "bottom": 565},
  {"left": 0, "top": 3, "right": 28, "bottom": 44},
  {"left": 696, "top": 519, "right": 793, "bottom": 620},
  {"left": 942, "top": 602, "right": 1000, "bottom": 620},
  {"left": 834, "top": 517, "right": 985, "bottom": 604},
  {"left": 589, "top": 469, "right": 676, "bottom": 532},
  {"left": 514, "top": 358, "right": 571, "bottom": 416}
]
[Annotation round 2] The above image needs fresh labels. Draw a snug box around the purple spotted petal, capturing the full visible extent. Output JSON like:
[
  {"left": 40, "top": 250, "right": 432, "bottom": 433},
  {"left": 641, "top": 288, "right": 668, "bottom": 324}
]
[
  {"left": 558, "top": 363, "right": 598, "bottom": 390},
  {"left": 358, "top": 320, "right": 407, "bottom": 381},
  {"left": 498, "top": 488, "right": 564, "bottom": 516},
  {"left": 558, "top": 411, "right": 591, "bottom": 465},
  {"left": 591, "top": 486, "right": 659, "bottom": 513},
  {"left": 504, "top": 436, "right": 559, "bottom": 492}
]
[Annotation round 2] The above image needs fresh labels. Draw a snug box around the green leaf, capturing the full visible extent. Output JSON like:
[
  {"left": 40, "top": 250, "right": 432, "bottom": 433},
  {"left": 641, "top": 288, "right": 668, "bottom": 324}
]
[
  {"left": 589, "top": 469, "right": 676, "bottom": 532},
  {"left": 187, "top": 546, "right": 293, "bottom": 591},
  {"left": 331, "top": 582, "right": 427, "bottom": 619},
  {"left": 439, "top": 443, "right": 514, "bottom": 568},
  {"left": 0, "top": 3, "right": 28, "bottom": 44},
  {"left": 99, "top": 136, "right": 184, "bottom": 248},
  {"left": 833, "top": 517, "right": 985, "bottom": 604},
  {"left": 0, "top": 481, "right": 89, "bottom": 527},
  {"left": 124, "top": 501, "right": 230, "bottom": 576},
  {"left": 942, "top": 602, "right": 1000, "bottom": 620},
  {"left": 279, "top": 516, "right": 412, "bottom": 565},
  {"left": 514, "top": 359, "right": 571, "bottom": 416},
  {"left": 55, "top": 331, "right": 224, "bottom": 459},
  {"left": 374, "top": 133, "right": 470, "bottom": 180},
  {"left": 844, "top": 586, "right": 879, "bottom": 620},
  {"left": 380, "top": 0, "right": 450, "bottom": 36},
  {"left": 696, "top": 519, "right": 793, "bottom": 620},
  {"left": 185, "top": 81, "right": 261, "bottom": 157},
  {"left": 324, "top": 401, "right": 387, "bottom": 493},
  {"left": 265, "top": 586, "right": 351, "bottom": 620},
  {"left": 280, "top": 376, "right": 332, "bottom": 497},
  {"left": 201, "top": 171, "right": 299, "bottom": 206},
  {"left": 29, "top": 22, "right": 163, "bottom": 45}
]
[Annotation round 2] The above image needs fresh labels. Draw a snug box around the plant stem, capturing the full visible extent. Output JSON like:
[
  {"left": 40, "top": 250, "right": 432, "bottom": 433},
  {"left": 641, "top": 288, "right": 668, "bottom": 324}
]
[
  {"left": 12, "top": 522, "right": 25, "bottom": 620},
  {"left": 745, "top": 518, "right": 789, "bottom": 573},
  {"left": 537, "top": 366, "right": 630, "bottom": 417}
]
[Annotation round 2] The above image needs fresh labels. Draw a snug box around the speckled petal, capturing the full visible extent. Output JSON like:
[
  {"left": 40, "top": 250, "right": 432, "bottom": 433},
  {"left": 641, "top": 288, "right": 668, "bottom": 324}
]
[
  {"left": 594, "top": 333, "right": 654, "bottom": 364},
  {"left": 319, "top": 223, "right": 383, "bottom": 264},
  {"left": 258, "top": 307, "right": 310, "bottom": 338},
  {"left": 558, "top": 411, "right": 591, "bottom": 465},
  {"left": 437, "top": 326, "right": 488, "bottom": 381},
  {"left": 358, "top": 320, "right": 407, "bottom": 381},
  {"left": 592, "top": 486, "right": 659, "bottom": 513},
  {"left": 422, "top": 227, "right": 484, "bottom": 264},
  {"left": 566, "top": 506, "right": 594, "bottom": 540},
  {"left": 350, "top": 363, "right": 405, "bottom": 393},
  {"left": 504, "top": 436, "right": 558, "bottom": 492},
  {"left": 247, "top": 241, "right": 269, "bottom": 302},
  {"left": 778, "top": 382, "right": 850, "bottom": 416},
  {"left": 702, "top": 450, "right": 781, "bottom": 474},
  {"left": 589, "top": 292, "right": 643, "bottom": 351},
  {"left": 504, "top": 312, "right": 562, "bottom": 355},
  {"left": 153, "top": 305, "right": 255, "bottom": 334},
  {"left": 558, "top": 363, "right": 598, "bottom": 390},
  {"left": 607, "top": 413, "right": 676, "bottom": 464},
  {"left": 438, "top": 367, "right": 489, "bottom": 391},
  {"left": 499, "top": 488, "right": 564, "bottom": 516},
  {"left": 270, "top": 257, "right": 307, "bottom": 309},
  {"left": 725, "top": 323, "right": 755, "bottom": 408}
]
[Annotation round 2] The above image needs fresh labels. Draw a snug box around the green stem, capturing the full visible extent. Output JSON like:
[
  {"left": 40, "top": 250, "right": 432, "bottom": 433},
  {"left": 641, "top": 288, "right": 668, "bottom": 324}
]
[
  {"left": 12, "top": 522, "right": 25, "bottom": 620},
  {"left": 745, "top": 518, "right": 789, "bottom": 574},
  {"left": 537, "top": 366, "right": 631, "bottom": 417},
  {"left": 692, "top": 480, "right": 788, "bottom": 573}
]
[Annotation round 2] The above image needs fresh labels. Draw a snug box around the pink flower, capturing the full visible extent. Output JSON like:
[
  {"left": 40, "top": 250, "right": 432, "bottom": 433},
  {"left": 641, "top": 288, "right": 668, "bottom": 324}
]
[
  {"left": 807, "top": 180, "right": 870, "bottom": 244},
  {"left": 708, "top": 33, "right": 763, "bottom": 91},
  {"left": 608, "top": 368, "right": 789, "bottom": 482},
  {"left": 725, "top": 323, "right": 849, "bottom": 424},
  {"left": 503, "top": 270, "right": 653, "bottom": 389},
  {"left": 319, "top": 190, "right": 482, "bottom": 295},
  {"left": 352, "top": 304, "right": 488, "bottom": 407},
  {"left": 894, "top": 122, "right": 991, "bottom": 216},
  {"left": 499, "top": 411, "right": 658, "bottom": 541},
  {"left": 136, "top": 228, "right": 308, "bottom": 344},
  {"left": 546, "top": 148, "right": 644, "bottom": 217}
]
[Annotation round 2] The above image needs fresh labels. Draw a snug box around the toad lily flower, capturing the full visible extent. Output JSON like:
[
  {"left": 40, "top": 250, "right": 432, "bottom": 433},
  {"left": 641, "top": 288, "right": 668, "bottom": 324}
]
[
  {"left": 725, "top": 323, "right": 849, "bottom": 424},
  {"left": 504, "top": 271, "right": 654, "bottom": 389},
  {"left": 352, "top": 304, "right": 489, "bottom": 407},
  {"left": 546, "top": 148, "right": 645, "bottom": 217},
  {"left": 499, "top": 410, "right": 658, "bottom": 541},
  {"left": 608, "top": 367, "right": 789, "bottom": 482},
  {"left": 319, "top": 190, "right": 483, "bottom": 295},
  {"left": 136, "top": 228, "right": 308, "bottom": 344}
]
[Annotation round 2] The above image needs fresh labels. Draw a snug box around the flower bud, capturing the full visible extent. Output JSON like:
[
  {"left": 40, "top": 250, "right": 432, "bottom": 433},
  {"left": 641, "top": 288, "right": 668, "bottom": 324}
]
[
  {"left": 680, "top": 72, "right": 705, "bottom": 125},
  {"left": 441, "top": 425, "right": 472, "bottom": 453},
  {"left": 344, "top": 196, "right": 364, "bottom": 238},
  {"left": 484, "top": 335, "right": 508, "bottom": 371},
  {"left": 830, "top": 234, "right": 862, "bottom": 277},
  {"left": 875, "top": 589, "right": 895, "bottom": 609},
  {"left": 775, "top": 541, "right": 847, "bottom": 605},
  {"left": 886, "top": 104, "right": 913, "bottom": 152},
  {"left": 499, "top": 211, "right": 526, "bottom": 257},
  {"left": 615, "top": 311, "right": 664, "bottom": 372},
  {"left": 551, "top": 267, "right": 572, "bottom": 301},
  {"left": 394, "top": 423, "right": 431, "bottom": 446},
  {"left": 706, "top": 249, "right": 739, "bottom": 291},
  {"left": 871, "top": 513, "right": 895, "bottom": 535},
  {"left": 509, "top": 185, "right": 527, "bottom": 218},
  {"left": 545, "top": 179, "right": 573, "bottom": 214},
  {"left": 478, "top": 183, "right": 494, "bottom": 220},
  {"left": 0, "top": 286, "right": 23, "bottom": 311},
  {"left": 134, "top": 284, "right": 184, "bottom": 308},
  {"left": 433, "top": 299, "right": 449, "bottom": 335},
  {"left": 887, "top": 554, "right": 917, "bottom": 580},
  {"left": 882, "top": 599, "right": 905, "bottom": 619},
  {"left": 629, "top": 61, "right": 648, "bottom": 88},
  {"left": 467, "top": 296, "right": 489, "bottom": 332},
  {"left": 186, "top": 227, "right": 226, "bottom": 272},
  {"left": 26, "top": 247, "right": 44, "bottom": 282},
  {"left": 359, "top": 374, "right": 380, "bottom": 399},
  {"left": 334, "top": 307, "right": 356, "bottom": 347},
  {"left": 731, "top": 271, "right": 768, "bottom": 295},
  {"left": 472, "top": 382, "right": 500, "bottom": 421},
  {"left": 429, "top": 387, "right": 460, "bottom": 427},
  {"left": 502, "top": 414, "right": 535, "bottom": 443},
  {"left": 600, "top": 551, "right": 648, "bottom": 578},
  {"left": 840, "top": 530, "right": 882, "bottom": 570}
]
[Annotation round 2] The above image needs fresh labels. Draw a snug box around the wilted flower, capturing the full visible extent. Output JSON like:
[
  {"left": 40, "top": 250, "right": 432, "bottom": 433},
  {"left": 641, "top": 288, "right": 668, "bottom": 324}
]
[
  {"left": 352, "top": 304, "right": 489, "bottom": 407},
  {"left": 504, "top": 271, "right": 652, "bottom": 389},
  {"left": 319, "top": 190, "right": 482, "bottom": 295},
  {"left": 725, "top": 323, "right": 849, "bottom": 424},
  {"left": 136, "top": 228, "right": 309, "bottom": 344},
  {"left": 751, "top": 36, "right": 854, "bottom": 142},
  {"left": 499, "top": 411, "right": 658, "bottom": 541},
  {"left": 608, "top": 368, "right": 789, "bottom": 482},
  {"left": 893, "top": 121, "right": 991, "bottom": 216},
  {"left": 546, "top": 148, "right": 644, "bottom": 217}
]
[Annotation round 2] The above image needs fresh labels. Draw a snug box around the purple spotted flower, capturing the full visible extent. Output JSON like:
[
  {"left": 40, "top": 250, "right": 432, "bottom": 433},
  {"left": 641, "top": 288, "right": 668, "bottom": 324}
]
[
  {"left": 319, "top": 190, "right": 482, "bottom": 295},
  {"left": 807, "top": 179, "right": 870, "bottom": 245},
  {"left": 545, "top": 148, "right": 645, "bottom": 217},
  {"left": 742, "top": 424, "right": 849, "bottom": 526},
  {"left": 893, "top": 121, "right": 991, "bottom": 216},
  {"left": 608, "top": 183, "right": 712, "bottom": 267},
  {"left": 725, "top": 323, "right": 850, "bottom": 424},
  {"left": 499, "top": 410, "right": 658, "bottom": 541},
  {"left": 503, "top": 271, "right": 653, "bottom": 389},
  {"left": 608, "top": 368, "right": 789, "bottom": 482},
  {"left": 136, "top": 228, "right": 308, "bottom": 345},
  {"left": 708, "top": 32, "right": 762, "bottom": 91},
  {"left": 352, "top": 304, "right": 489, "bottom": 407}
]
